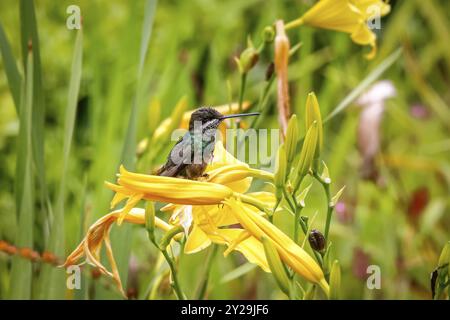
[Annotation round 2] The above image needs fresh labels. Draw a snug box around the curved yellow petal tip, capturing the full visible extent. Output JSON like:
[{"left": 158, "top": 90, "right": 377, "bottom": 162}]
[{"left": 365, "top": 43, "right": 377, "bottom": 60}]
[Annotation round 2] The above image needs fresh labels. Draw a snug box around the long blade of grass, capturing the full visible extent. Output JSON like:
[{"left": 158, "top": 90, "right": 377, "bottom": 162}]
[
  {"left": 0, "top": 21, "right": 22, "bottom": 112},
  {"left": 112, "top": 0, "right": 158, "bottom": 293},
  {"left": 38, "top": 29, "right": 83, "bottom": 299},
  {"left": 19, "top": 0, "right": 49, "bottom": 224},
  {"left": 9, "top": 51, "right": 34, "bottom": 299},
  {"left": 324, "top": 48, "right": 402, "bottom": 122},
  {"left": 220, "top": 263, "right": 257, "bottom": 284}
]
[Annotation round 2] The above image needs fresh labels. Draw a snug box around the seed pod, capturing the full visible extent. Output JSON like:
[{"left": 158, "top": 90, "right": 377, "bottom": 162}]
[{"left": 308, "top": 229, "right": 326, "bottom": 253}]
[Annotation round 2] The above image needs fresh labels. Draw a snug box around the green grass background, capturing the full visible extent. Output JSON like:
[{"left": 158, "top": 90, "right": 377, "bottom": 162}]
[{"left": 0, "top": 0, "right": 449, "bottom": 299}]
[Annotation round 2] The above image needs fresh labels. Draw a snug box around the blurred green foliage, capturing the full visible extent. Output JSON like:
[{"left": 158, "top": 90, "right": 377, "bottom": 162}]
[{"left": 0, "top": 0, "right": 449, "bottom": 299}]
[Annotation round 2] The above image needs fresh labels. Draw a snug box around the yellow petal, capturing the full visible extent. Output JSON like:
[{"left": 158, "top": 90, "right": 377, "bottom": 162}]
[
  {"left": 224, "top": 198, "right": 326, "bottom": 287},
  {"left": 107, "top": 165, "right": 234, "bottom": 206},
  {"left": 207, "top": 228, "right": 270, "bottom": 273},
  {"left": 184, "top": 224, "right": 212, "bottom": 254}
]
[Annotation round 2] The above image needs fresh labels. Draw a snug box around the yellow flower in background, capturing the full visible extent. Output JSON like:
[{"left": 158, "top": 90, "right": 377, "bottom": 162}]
[
  {"left": 285, "top": 0, "right": 391, "bottom": 59},
  {"left": 62, "top": 207, "right": 180, "bottom": 297}
]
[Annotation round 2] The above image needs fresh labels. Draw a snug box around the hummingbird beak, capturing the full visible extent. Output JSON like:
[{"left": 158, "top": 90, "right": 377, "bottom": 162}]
[{"left": 219, "top": 112, "right": 260, "bottom": 120}]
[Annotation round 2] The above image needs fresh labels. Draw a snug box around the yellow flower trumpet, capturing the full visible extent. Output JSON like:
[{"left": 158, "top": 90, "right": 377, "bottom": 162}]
[
  {"left": 106, "top": 166, "right": 235, "bottom": 225},
  {"left": 224, "top": 198, "right": 329, "bottom": 296}
]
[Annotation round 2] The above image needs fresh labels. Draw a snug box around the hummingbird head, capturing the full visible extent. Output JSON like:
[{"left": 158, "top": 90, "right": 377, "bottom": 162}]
[{"left": 189, "top": 107, "right": 260, "bottom": 131}]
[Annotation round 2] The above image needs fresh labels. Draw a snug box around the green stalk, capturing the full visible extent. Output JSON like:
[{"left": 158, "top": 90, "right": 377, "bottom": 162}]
[
  {"left": 313, "top": 172, "right": 333, "bottom": 241},
  {"left": 238, "top": 72, "right": 247, "bottom": 114},
  {"left": 161, "top": 249, "right": 186, "bottom": 300},
  {"left": 195, "top": 245, "right": 218, "bottom": 299}
]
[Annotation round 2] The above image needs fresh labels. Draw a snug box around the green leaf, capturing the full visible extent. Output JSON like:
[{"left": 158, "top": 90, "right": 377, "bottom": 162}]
[
  {"left": 0, "top": 21, "right": 22, "bottom": 112},
  {"left": 9, "top": 51, "right": 34, "bottom": 299},
  {"left": 39, "top": 29, "right": 83, "bottom": 299},
  {"left": 324, "top": 48, "right": 402, "bottom": 122},
  {"left": 221, "top": 263, "right": 257, "bottom": 284},
  {"left": 19, "top": 0, "right": 49, "bottom": 226},
  {"left": 112, "top": 0, "right": 158, "bottom": 292}
]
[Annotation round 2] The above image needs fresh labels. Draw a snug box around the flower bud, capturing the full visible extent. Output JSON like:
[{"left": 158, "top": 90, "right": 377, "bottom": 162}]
[
  {"left": 236, "top": 47, "right": 259, "bottom": 74},
  {"left": 438, "top": 241, "right": 450, "bottom": 269},
  {"left": 305, "top": 92, "right": 323, "bottom": 170},
  {"left": 274, "top": 144, "right": 287, "bottom": 201},
  {"left": 293, "top": 121, "right": 318, "bottom": 188},
  {"left": 263, "top": 26, "right": 275, "bottom": 43},
  {"left": 285, "top": 114, "right": 299, "bottom": 167},
  {"left": 261, "top": 236, "right": 291, "bottom": 296},
  {"left": 308, "top": 229, "right": 326, "bottom": 253},
  {"left": 145, "top": 201, "right": 156, "bottom": 243},
  {"left": 329, "top": 260, "right": 341, "bottom": 300}
]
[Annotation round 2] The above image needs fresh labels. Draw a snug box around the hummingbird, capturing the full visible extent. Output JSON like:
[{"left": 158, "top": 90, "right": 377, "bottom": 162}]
[{"left": 157, "top": 107, "right": 259, "bottom": 180}]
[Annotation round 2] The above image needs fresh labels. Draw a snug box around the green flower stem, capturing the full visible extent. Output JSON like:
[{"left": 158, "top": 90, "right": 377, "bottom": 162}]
[
  {"left": 238, "top": 72, "right": 247, "bottom": 114},
  {"left": 195, "top": 244, "right": 218, "bottom": 300},
  {"left": 313, "top": 172, "right": 333, "bottom": 241},
  {"left": 150, "top": 225, "right": 186, "bottom": 300},
  {"left": 160, "top": 248, "right": 186, "bottom": 300},
  {"left": 282, "top": 188, "right": 307, "bottom": 241},
  {"left": 252, "top": 74, "right": 275, "bottom": 129}
]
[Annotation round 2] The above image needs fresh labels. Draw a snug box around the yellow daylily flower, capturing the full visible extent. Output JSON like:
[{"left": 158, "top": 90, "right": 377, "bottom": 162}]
[
  {"left": 107, "top": 141, "right": 273, "bottom": 225},
  {"left": 224, "top": 198, "right": 330, "bottom": 296},
  {"left": 66, "top": 140, "right": 278, "bottom": 296},
  {"left": 62, "top": 207, "right": 179, "bottom": 297},
  {"left": 285, "top": 0, "right": 391, "bottom": 59},
  {"left": 106, "top": 165, "right": 235, "bottom": 225}
]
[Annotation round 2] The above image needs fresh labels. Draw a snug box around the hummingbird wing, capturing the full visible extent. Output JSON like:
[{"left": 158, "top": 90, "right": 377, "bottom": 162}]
[{"left": 156, "top": 133, "right": 192, "bottom": 177}]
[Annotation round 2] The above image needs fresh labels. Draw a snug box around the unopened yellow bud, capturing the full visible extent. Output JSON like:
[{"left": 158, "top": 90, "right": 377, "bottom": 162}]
[
  {"left": 236, "top": 47, "right": 259, "bottom": 74},
  {"left": 438, "top": 241, "right": 450, "bottom": 268},
  {"left": 329, "top": 260, "right": 341, "bottom": 300},
  {"left": 274, "top": 144, "right": 287, "bottom": 201},
  {"left": 145, "top": 201, "right": 156, "bottom": 242},
  {"left": 261, "top": 236, "right": 291, "bottom": 296},
  {"left": 305, "top": 92, "right": 323, "bottom": 170},
  {"left": 263, "top": 26, "right": 275, "bottom": 43},
  {"left": 294, "top": 121, "right": 318, "bottom": 188},
  {"left": 285, "top": 114, "right": 299, "bottom": 167}
]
